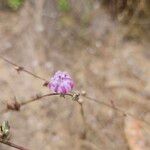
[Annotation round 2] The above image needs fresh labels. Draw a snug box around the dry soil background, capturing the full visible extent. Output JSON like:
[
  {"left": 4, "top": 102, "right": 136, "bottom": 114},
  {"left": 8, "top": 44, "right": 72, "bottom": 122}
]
[{"left": 0, "top": 0, "right": 150, "bottom": 150}]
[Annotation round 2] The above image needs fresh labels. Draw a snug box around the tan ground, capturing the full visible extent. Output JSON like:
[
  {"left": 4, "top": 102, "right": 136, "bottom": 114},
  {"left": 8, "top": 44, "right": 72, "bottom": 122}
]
[{"left": 0, "top": 1, "right": 150, "bottom": 150}]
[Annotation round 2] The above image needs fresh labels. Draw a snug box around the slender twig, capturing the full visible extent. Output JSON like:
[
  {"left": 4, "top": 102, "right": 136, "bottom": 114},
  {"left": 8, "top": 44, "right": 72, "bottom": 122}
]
[
  {"left": 20, "top": 93, "right": 73, "bottom": 106},
  {"left": 0, "top": 56, "right": 149, "bottom": 126},
  {"left": 82, "top": 95, "right": 150, "bottom": 126},
  {"left": 0, "top": 140, "right": 29, "bottom": 150},
  {"left": 0, "top": 93, "right": 84, "bottom": 150},
  {"left": 21, "top": 93, "right": 87, "bottom": 137},
  {"left": 79, "top": 103, "right": 87, "bottom": 139},
  {"left": 0, "top": 55, "right": 47, "bottom": 82},
  {"left": 1, "top": 93, "right": 75, "bottom": 113}
]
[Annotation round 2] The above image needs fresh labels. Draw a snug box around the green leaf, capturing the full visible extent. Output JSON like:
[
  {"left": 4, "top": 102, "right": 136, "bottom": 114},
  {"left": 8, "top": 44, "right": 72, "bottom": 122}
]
[
  {"left": 1, "top": 121, "right": 10, "bottom": 138},
  {"left": 58, "top": 0, "right": 70, "bottom": 12},
  {"left": 7, "top": 0, "right": 23, "bottom": 10}
]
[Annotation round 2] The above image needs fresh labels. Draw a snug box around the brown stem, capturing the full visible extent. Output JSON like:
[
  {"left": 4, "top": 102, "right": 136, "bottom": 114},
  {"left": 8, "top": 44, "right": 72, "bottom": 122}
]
[
  {"left": 83, "top": 95, "right": 150, "bottom": 126},
  {"left": 20, "top": 93, "right": 73, "bottom": 106},
  {"left": 0, "top": 56, "right": 47, "bottom": 82},
  {"left": 79, "top": 103, "right": 87, "bottom": 139},
  {"left": 0, "top": 140, "right": 29, "bottom": 150},
  {"left": 0, "top": 56, "right": 149, "bottom": 127},
  {"left": 0, "top": 93, "right": 74, "bottom": 114}
]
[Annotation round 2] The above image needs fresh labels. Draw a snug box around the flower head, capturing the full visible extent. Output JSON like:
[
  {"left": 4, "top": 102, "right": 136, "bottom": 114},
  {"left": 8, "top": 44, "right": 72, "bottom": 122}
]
[{"left": 48, "top": 71, "right": 74, "bottom": 94}]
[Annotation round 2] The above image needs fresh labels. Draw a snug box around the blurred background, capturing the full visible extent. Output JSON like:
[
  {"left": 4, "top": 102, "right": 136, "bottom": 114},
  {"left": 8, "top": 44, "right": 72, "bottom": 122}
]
[{"left": 0, "top": 0, "right": 150, "bottom": 149}]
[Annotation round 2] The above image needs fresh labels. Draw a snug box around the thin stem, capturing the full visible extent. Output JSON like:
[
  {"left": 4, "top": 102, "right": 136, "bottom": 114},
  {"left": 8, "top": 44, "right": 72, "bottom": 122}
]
[
  {"left": 0, "top": 93, "right": 73, "bottom": 114},
  {"left": 83, "top": 95, "right": 150, "bottom": 126},
  {"left": 20, "top": 93, "right": 73, "bottom": 106},
  {"left": 79, "top": 103, "right": 87, "bottom": 139},
  {"left": 0, "top": 56, "right": 47, "bottom": 82},
  {"left": 0, "top": 56, "right": 149, "bottom": 126},
  {"left": 0, "top": 140, "right": 29, "bottom": 150}
]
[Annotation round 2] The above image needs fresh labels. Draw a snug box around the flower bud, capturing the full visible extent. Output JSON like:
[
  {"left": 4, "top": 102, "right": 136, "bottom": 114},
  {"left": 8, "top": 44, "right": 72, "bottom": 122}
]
[{"left": 48, "top": 71, "right": 74, "bottom": 94}]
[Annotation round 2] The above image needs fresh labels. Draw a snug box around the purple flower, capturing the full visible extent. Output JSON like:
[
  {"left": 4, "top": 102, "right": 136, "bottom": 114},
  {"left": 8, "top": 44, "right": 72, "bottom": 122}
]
[{"left": 48, "top": 71, "right": 74, "bottom": 94}]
